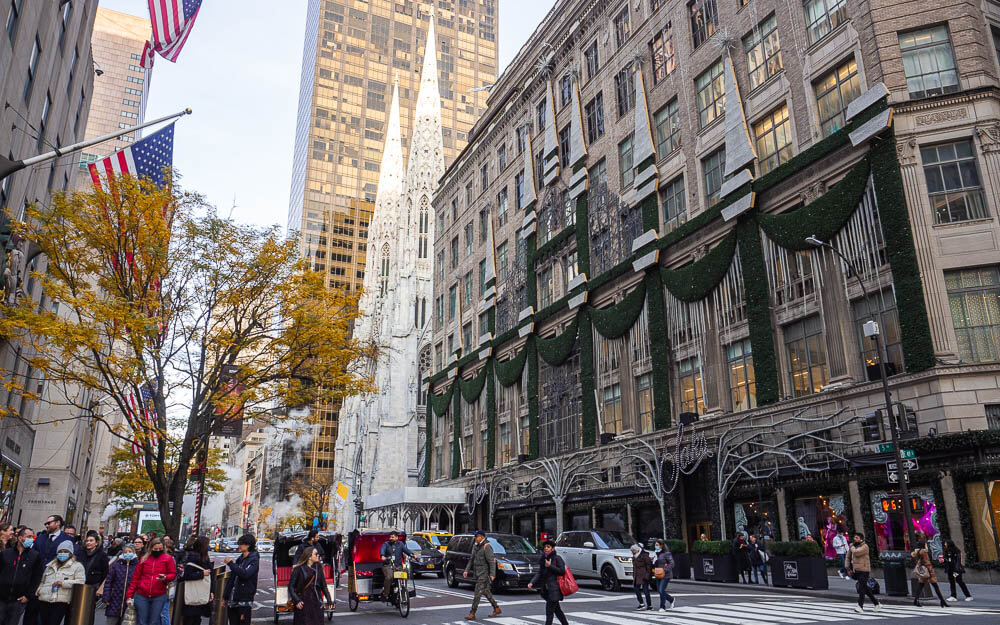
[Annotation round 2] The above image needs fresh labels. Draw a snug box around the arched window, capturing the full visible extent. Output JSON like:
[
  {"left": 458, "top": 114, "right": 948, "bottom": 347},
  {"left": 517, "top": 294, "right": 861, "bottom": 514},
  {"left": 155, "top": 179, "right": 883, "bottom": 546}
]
[
  {"left": 418, "top": 197, "right": 429, "bottom": 259},
  {"left": 380, "top": 244, "right": 390, "bottom": 297}
]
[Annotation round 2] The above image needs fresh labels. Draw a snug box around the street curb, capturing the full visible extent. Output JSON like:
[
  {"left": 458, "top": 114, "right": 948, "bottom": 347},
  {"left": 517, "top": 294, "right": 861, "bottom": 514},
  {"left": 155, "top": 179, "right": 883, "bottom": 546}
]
[{"left": 667, "top": 577, "right": 1000, "bottom": 609}]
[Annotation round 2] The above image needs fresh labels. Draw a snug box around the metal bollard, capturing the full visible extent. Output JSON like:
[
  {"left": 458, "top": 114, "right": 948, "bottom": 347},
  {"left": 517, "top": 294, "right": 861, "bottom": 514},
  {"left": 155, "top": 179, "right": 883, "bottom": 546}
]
[
  {"left": 170, "top": 582, "right": 185, "bottom": 625},
  {"left": 68, "top": 584, "right": 97, "bottom": 625},
  {"left": 210, "top": 569, "right": 229, "bottom": 625}
]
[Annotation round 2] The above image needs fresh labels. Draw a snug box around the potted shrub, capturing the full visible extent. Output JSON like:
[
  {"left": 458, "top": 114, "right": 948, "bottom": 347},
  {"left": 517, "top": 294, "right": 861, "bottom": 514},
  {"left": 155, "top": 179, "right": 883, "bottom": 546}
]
[
  {"left": 691, "top": 540, "right": 737, "bottom": 582},
  {"left": 665, "top": 539, "right": 690, "bottom": 579},
  {"left": 767, "top": 541, "right": 828, "bottom": 589}
]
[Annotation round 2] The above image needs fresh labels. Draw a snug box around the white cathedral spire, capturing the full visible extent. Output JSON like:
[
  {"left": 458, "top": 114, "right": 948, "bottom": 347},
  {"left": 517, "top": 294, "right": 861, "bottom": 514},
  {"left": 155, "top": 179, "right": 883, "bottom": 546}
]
[
  {"left": 405, "top": 13, "right": 445, "bottom": 189},
  {"left": 377, "top": 76, "right": 404, "bottom": 201}
]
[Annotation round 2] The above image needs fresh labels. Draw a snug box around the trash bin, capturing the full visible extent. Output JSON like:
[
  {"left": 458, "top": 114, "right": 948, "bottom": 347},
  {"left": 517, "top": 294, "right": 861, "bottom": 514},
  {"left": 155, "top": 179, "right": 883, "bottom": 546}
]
[
  {"left": 879, "top": 551, "right": 909, "bottom": 597},
  {"left": 68, "top": 584, "right": 97, "bottom": 625}
]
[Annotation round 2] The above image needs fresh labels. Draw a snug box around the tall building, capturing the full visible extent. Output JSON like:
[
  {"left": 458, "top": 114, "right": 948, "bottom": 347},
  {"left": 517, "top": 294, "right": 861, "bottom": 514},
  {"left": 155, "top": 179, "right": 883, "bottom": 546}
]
[
  {"left": 75, "top": 7, "right": 152, "bottom": 188},
  {"left": 333, "top": 16, "right": 444, "bottom": 531},
  {"left": 0, "top": 0, "right": 99, "bottom": 528},
  {"left": 286, "top": 0, "right": 497, "bottom": 486},
  {"left": 424, "top": 0, "right": 1000, "bottom": 570}
]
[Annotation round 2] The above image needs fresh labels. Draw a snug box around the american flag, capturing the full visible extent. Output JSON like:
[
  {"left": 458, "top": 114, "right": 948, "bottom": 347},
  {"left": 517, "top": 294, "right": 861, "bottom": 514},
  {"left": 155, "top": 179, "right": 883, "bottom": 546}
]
[
  {"left": 130, "top": 383, "right": 159, "bottom": 460},
  {"left": 143, "top": 0, "right": 202, "bottom": 68},
  {"left": 88, "top": 123, "right": 175, "bottom": 189},
  {"left": 140, "top": 40, "right": 155, "bottom": 71}
]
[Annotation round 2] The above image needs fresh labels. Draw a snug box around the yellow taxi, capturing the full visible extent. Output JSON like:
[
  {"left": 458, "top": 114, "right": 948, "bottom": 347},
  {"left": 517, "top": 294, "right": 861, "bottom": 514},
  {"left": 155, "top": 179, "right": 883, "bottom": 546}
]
[{"left": 412, "top": 530, "right": 453, "bottom": 552}]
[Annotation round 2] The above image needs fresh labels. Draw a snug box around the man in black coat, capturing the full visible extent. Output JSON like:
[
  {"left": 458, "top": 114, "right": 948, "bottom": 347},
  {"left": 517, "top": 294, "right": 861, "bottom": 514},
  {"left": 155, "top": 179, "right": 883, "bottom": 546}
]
[
  {"left": 0, "top": 528, "right": 43, "bottom": 625},
  {"left": 528, "top": 541, "right": 568, "bottom": 625},
  {"left": 294, "top": 530, "right": 325, "bottom": 564}
]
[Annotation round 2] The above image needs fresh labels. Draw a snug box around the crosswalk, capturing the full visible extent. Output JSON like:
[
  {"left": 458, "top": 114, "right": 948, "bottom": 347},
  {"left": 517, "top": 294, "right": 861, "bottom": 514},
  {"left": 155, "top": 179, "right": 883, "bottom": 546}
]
[{"left": 438, "top": 599, "right": 993, "bottom": 625}]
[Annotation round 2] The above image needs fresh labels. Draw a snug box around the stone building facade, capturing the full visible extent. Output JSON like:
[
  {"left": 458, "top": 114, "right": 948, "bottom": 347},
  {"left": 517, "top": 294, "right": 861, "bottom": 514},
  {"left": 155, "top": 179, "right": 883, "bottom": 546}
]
[{"left": 424, "top": 0, "right": 1000, "bottom": 569}]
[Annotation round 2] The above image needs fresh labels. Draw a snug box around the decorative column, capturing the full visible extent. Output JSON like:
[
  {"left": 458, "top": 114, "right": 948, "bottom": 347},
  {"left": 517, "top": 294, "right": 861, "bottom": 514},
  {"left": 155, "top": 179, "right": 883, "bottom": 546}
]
[
  {"left": 776, "top": 488, "right": 789, "bottom": 541},
  {"left": 848, "top": 480, "right": 864, "bottom": 535}
]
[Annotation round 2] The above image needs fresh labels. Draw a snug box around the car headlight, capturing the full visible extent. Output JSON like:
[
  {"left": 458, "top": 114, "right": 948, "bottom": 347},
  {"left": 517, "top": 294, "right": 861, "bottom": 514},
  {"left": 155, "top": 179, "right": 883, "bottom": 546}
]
[
  {"left": 615, "top": 556, "right": 632, "bottom": 563},
  {"left": 497, "top": 561, "right": 514, "bottom": 571}
]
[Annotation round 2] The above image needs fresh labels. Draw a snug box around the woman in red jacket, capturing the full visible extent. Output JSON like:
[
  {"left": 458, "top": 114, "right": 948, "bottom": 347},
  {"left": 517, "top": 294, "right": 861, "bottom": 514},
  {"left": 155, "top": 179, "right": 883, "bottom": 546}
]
[{"left": 125, "top": 538, "right": 176, "bottom": 625}]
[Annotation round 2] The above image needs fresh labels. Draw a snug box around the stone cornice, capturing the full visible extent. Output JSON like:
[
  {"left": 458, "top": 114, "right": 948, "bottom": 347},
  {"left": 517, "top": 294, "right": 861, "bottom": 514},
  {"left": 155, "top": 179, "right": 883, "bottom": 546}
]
[{"left": 893, "top": 86, "right": 1000, "bottom": 115}]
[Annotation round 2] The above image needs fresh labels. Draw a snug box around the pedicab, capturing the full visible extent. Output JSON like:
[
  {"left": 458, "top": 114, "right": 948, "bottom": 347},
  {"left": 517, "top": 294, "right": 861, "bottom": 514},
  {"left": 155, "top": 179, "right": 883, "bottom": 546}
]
[
  {"left": 272, "top": 531, "right": 337, "bottom": 623},
  {"left": 343, "top": 529, "right": 416, "bottom": 618}
]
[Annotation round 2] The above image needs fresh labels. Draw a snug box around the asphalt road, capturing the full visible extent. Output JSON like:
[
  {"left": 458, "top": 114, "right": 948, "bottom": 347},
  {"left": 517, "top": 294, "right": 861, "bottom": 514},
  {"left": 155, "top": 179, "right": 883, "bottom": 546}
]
[{"left": 214, "top": 553, "right": 998, "bottom": 625}]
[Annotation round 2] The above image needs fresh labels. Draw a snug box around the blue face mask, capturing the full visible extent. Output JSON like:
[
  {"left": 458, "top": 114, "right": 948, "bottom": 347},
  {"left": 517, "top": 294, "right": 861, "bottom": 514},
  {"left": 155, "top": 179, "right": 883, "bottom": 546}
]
[
  {"left": 56, "top": 553, "right": 70, "bottom": 563},
  {"left": 22, "top": 538, "right": 33, "bottom": 549},
  {"left": 121, "top": 553, "right": 137, "bottom": 561}
]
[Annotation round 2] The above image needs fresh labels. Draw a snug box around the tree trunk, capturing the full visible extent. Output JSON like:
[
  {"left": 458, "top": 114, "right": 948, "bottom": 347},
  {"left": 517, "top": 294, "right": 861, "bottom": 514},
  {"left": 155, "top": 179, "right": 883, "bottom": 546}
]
[{"left": 554, "top": 495, "right": 565, "bottom": 537}]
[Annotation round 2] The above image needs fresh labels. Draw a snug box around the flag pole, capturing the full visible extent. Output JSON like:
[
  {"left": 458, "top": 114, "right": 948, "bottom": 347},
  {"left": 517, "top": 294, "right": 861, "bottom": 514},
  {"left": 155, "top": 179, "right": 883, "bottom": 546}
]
[{"left": 0, "top": 108, "right": 192, "bottom": 182}]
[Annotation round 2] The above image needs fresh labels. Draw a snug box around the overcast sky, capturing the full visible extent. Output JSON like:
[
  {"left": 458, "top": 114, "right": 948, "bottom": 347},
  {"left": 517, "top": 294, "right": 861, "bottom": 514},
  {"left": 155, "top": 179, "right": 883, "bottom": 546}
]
[{"left": 95, "top": 0, "right": 555, "bottom": 229}]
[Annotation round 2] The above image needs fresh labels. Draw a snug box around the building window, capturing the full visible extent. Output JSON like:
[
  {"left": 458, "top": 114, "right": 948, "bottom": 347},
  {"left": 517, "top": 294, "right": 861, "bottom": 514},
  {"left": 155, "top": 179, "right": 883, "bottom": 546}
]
[
  {"left": 702, "top": 146, "right": 726, "bottom": 206},
  {"left": 379, "top": 245, "right": 390, "bottom": 297},
  {"left": 435, "top": 295, "right": 444, "bottom": 327},
  {"left": 615, "top": 65, "right": 635, "bottom": 117},
  {"left": 450, "top": 236, "right": 459, "bottom": 268},
  {"left": 654, "top": 98, "right": 681, "bottom": 156},
  {"left": 37, "top": 93, "right": 50, "bottom": 150},
  {"left": 636, "top": 373, "right": 654, "bottom": 434},
  {"left": 613, "top": 6, "right": 630, "bottom": 49},
  {"left": 744, "top": 14, "right": 782, "bottom": 91},
  {"left": 496, "top": 241, "right": 509, "bottom": 281},
  {"left": 678, "top": 356, "right": 706, "bottom": 415},
  {"left": 619, "top": 134, "right": 635, "bottom": 189},
  {"left": 6, "top": 0, "right": 20, "bottom": 42},
  {"left": 535, "top": 149, "right": 545, "bottom": 189},
  {"left": 464, "top": 272, "right": 474, "bottom": 308},
  {"left": 853, "top": 292, "right": 903, "bottom": 379},
  {"left": 660, "top": 176, "right": 686, "bottom": 233},
  {"left": 585, "top": 92, "right": 605, "bottom": 144},
  {"left": 689, "top": 0, "right": 718, "bottom": 49},
  {"left": 987, "top": 405, "right": 1000, "bottom": 431},
  {"left": 437, "top": 251, "right": 445, "bottom": 281},
  {"left": 480, "top": 163, "right": 489, "bottom": 192},
  {"left": 67, "top": 48, "right": 79, "bottom": 94},
  {"left": 448, "top": 284, "right": 457, "bottom": 320},
  {"left": 559, "top": 74, "right": 572, "bottom": 107},
  {"left": 514, "top": 171, "right": 525, "bottom": 210},
  {"left": 921, "top": 140, "right": 987, "bottom": 224},
  {"left": 946, "top": 266, "right": 1000, "bottom": 363},
  {"left": 695, "top": 59, "right": 725, "bottom": 128},
  {"left": 898, "top": 26, "right": 960, "bottom": 99},
  {"left": 479, "top": 208, "right": 489, "bottom": 242},
  {"left": 464, "top": 222, "right": 474, "bottom": 256},
  {"left": 24, "top": 36, "right": 39, "bottom": 103},
  {"left": 536, "top": 100, "right": 546, "bottom": 131},
  {"left": 590, "top": 159, "right": 608, "bottom": 190},
  {"left": 538, "top": 265, "right": 554, "bottom": 308},
  {"left": 650, "top": 23, "right": 675, "bottom": 84},
  {"left": 815, "top": 58, "right": 861, "bottom": 137},
  {"left": 784, "top": 315, "right": 828, "bottom": 397},
  {"left": 803, "top": 0, "right": 848, "bottom": 46},
  {"left": 479, "top": 259, "right": 488, "bottom": 295},
  {"left": 754, "top": 104, "right": 793, "bottom": 175},
  {"left": 418, "top": 201, "right": 429, "bottom": 258},
  {"left": 516, "top": 125, "right": 528, "bottom": 154},
  {"left": 499, "top": 422, "right": 512, "bottom": 464},
  {"left": 558, "top": 125, "right": 571, "bottom": 165},
  {"left": 585, "top": 41, "right": 600, "bottom": 80},
  {"left": 727, "top": 338, "right": 756, "bottom": 412},
  {"left": 497, "top": 143, "right": 507, "bottom": 170},
  {"left": 601, "top": 383, "right": 623, "bottom": 434},
  {"left": 497, "top": 188, "right": 509, "bottom": 225},
  {"left": 993, "top": 27, "right": 1000, "bottom": 71}
]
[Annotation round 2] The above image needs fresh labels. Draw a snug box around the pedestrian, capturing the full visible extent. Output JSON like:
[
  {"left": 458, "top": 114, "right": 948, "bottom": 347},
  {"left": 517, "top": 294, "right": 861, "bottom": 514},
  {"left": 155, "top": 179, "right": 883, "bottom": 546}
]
[
  {"left": 36, "top": 541, "right": 84, "bottom": 625},
  {"left": 33, "top": 516, "right": 69, "bottom": 565},
  {"left": 0, "top": 525, "right": 13, "bottom": 550},
  {"left": 0, "top": 528, "right": 43, "bottom": 625},
  {"left": 76, "top": 532, "right": 110, "bottom": 586},
  {"left": 629, "top": 543, "right": 653, "bottom": 611},
  {"left": 462, "top": 530, "right": 500, "bottom": 620},
  {"left": 331, "top": 534, "right": 343, "bottom": 589},
  {"left": 733, "top": 534, "right": 751, "bottom": 584},
  {"left": 180, "top": 537, "right": 213, "bottom": 625},
  {"left": 379, "top": 531, "right": 413, "bottom": 604},
  {"left": 63, "top": 527, "right": 78, "bottom": 547},
  {"left": 103, "top": 544, "right": 138, "bottom": 625},
  {"left": 107, "top": 538, "right": 124, "bottom": 560},
  {"left": 159, "top": 536, "right": 181, "bottom": 625},
  {"left": 288, "top": 547, "right": 331, "bottom": 625},
  {"left": 125, "top": 538, "right": 176, "bottom": 625},
  {"left": 748, "top": 535, "right": 767, "bottom": 584},
  {"left": 942, "top": 539, "right": 973, "bottom": 602},
  {"left": 222, "top": 534, "right": 260, "bottom": 625},
  {"left": 527, "top": 540, "right": 568, "bottom": 625},
  {"left": 845, "top": 531, "right": 881, "bottom": 614},
  {"left": 911, "top": 533, "right": 948, "bottom": 608},
  {"left": 652, "top": 539, "right": 675, "bottom": 612},
  {"left": 833, "top": 530, "right": 849, "bottom": 579},
  {"left": 293, "top": 530, "right": 326, "bottom": 564},
  {"left": 133, "top": 536, "right": 147, "bottom": 556}
]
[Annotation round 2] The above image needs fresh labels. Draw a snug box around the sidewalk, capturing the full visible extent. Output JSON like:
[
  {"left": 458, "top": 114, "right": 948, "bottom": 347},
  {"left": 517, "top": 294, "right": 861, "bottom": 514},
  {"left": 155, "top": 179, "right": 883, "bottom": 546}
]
[{"left": 668, "top": 574, "right": 1000, "bottom": 609}]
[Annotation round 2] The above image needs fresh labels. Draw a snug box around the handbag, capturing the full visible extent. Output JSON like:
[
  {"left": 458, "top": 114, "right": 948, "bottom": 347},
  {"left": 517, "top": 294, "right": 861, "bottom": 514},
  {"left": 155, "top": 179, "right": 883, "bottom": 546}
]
[
  {"left": 557, "top": 566, "right": 578, "bottom": 597},
  {"left": 867, "top": 577, "right": 881, "bottom": 595},
  {"left": 184, "top": 564, "right": 212, "bottom": 606},
  {"left": 121, "top": 605, "right": 137, "bottom": 625},
  {"left": 653, "top": 567, "right": 665, "bottom": 579},
  {"left": 913, "top": 563, "right": 930, "bottom": 581}
]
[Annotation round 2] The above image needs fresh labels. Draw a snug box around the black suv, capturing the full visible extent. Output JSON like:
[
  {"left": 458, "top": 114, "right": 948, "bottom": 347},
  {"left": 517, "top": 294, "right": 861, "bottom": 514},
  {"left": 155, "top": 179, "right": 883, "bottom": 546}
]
[{"left": 443, "top": 533, "right": 539, "bottom": 591}]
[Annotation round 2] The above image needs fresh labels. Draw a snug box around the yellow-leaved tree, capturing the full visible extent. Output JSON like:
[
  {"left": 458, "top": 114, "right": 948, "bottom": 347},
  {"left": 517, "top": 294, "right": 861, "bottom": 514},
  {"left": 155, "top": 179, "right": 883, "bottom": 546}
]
[{"left": 0, "top": 175, "right": 371, "bottom": 538}]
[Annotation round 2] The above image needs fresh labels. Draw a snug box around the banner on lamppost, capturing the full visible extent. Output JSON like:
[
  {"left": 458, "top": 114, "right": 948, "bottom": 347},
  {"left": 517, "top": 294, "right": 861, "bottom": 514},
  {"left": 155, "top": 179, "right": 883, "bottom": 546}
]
[
  {"left": 212, "top": 364, "right": 244, "bottom": 437},
  {"left": 332, "top": 482, "right": 349, "bottom": 510}
]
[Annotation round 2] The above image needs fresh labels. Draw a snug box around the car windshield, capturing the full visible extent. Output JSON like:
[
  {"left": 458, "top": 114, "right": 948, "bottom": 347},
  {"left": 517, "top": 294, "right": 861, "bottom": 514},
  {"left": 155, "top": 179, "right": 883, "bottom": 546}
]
[
  {"left": 488, "top": 536, "right": 536, "bottom": 555},
  {"left": 409, "top": 536, "right": 434, "bottom": 551},
  {"left": 594, "top": 530, "right": 637, "bottom": 550}
]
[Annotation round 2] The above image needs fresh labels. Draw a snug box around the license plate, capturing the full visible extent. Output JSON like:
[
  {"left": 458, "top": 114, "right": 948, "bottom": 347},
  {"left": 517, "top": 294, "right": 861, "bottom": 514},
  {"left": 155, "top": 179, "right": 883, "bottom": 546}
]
[
  {"left": 393, "top": 571, "right": 408, "bottom": 579},
  {"left": 426, "top": 564, "right": 435, "bottom": 569}
]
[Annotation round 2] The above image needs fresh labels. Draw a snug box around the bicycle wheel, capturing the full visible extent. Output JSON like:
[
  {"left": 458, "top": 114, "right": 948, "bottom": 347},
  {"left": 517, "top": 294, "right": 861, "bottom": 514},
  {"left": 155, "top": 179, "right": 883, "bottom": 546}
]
[{"left": 397, "top": 581, "right": 410, "bottom": 618}]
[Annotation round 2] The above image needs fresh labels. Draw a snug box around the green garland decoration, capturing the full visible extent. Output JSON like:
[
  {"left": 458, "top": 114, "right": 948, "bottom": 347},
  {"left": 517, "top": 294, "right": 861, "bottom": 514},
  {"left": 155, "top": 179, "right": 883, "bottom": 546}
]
[
  {"left": 459, "top": 361, "right": 490, "bottom": 403},
  {"left": 756, "top": 153, "right": 872, "bottom": 250},
  {"left": 535, "top": 311, "right": 580, "bottom": 366},
  {"left": 424, "top": 402, "right": 433, "bottom": 485},
  {"left": 870, "top": 134, "right": 936, "bottom": 372},
  {"left": 494, "top": 342, "right": 529, "bottom": 386},
  {"left": 430, "top": 382, "right": 455, "bottom": 416},
  {"left": 451, "top": 386, "right": 461, "bottom": 479},
  {"left": 486, "top": 364, "right": 496, "bottom": 470},
  {"left": 660, "top": 230, "right": 737, "bottom": 302},
  {"left": 589, "top": 281, "right": 647, "bottom": 339},
  {"left": 578, "top": 311, "right": 597, "bottom": 446},
  {"left": 736, "top": 217, "right": 780, "bottom": 405},
  {"left": 527, "top": 337, "right": 539, "bottom": 459},
  {"left": 644, "top": 271, "right": 672, "bottom": 429}
]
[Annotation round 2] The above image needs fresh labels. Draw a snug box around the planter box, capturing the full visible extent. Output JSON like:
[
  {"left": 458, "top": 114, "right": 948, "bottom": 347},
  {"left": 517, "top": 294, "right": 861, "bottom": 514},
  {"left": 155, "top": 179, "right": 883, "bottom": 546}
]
[
  {"left": 768, "top": 556, "right": 829, "bottom": 590},
  {"left": 672, "top": 553, "right": 691, "bottom": 579},
  {"left": 693, "top": 553, "right": 737, "bottom": 583}
]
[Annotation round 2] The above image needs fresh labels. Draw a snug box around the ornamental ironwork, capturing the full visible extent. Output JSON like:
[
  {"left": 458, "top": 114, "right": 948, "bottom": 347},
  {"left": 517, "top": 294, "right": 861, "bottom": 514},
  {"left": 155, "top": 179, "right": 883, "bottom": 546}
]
[
  {"left": 537, "top": 186, "right": 572, "bottom": 246},
  {"left": 496, "top": 237, "right": 527, "bottom": 335},
  {"left": 588, "top": 182, "right": 644, "bottom": 276},
  {"left": 538, "top": 349, "right": 582, "bottom": 457}
]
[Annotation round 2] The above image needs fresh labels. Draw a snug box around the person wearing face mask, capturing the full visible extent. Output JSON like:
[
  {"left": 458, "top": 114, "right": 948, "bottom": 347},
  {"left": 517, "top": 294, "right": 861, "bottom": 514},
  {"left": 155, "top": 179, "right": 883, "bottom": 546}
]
[
  {"left": 125, "top": 538, "right": 176, "bottom": 625},
  {"left": 36, "top": 542, "right": 84, "bottom": 625},
  {"left": 0, "top": 528, "right": 43, "bottom": 625},
  {"left": 103, "top": 545, "right": 139, "bottom": 625},
  {"left": 846, "top": 531, "right": 881, "bottom": 614}
]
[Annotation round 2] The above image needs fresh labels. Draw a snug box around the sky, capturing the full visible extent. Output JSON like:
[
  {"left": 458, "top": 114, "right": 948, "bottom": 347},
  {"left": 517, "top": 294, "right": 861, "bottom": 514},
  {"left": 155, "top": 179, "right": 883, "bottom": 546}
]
[{"left": 95, "top": 0, "right": 557, "bottom": 230}]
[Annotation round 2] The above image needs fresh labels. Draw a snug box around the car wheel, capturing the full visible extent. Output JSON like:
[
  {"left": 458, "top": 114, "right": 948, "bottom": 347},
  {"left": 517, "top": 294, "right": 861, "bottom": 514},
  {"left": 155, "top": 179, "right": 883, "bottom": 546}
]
[
  {"left": 445, "top": 565, "right": 459, "bottom": 588},
  {"left": 600, "top": 565, "right": 621, "bottom": 592}
]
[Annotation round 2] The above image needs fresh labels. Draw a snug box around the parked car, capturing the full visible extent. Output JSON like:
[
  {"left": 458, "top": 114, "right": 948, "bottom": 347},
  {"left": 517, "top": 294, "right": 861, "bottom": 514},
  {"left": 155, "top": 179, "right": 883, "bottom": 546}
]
[
  {"left": 406, "top": 535, "right": 444, "bottom": 577},
  {"left": 223, "top": 538, "right": 239, "bottom": 552},
  {"left": 257, "top": 539, "right": 274, "bottom": 553},
  {"left": 412, "top": 531, "right": 452, "bottom": 552},
  {"left": 554, "top": 529, "right": 639, "bottom": 591},
  {"left": 209, "top": 538, "right": 225, "bottom": 552},
  {"left": 443, "top": 533, "right": 538, "bottom": 591}
]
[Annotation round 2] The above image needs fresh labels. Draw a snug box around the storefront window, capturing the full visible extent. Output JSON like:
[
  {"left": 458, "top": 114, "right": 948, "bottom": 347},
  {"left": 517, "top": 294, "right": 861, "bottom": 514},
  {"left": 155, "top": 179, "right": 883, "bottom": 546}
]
[
  {"left": 734, "top": 501, "right": 776, "bottom": 539},
  {"left": 870, "top": 487, "right": 940, "bottom": 556},
  {"left": 0, "top": 463, "right": 19, "bottom": 524},
  {"left": 794, "top": 494, "right": 849, "bottom": 558},
  {"left": 600, "top": 510, "right": 626, "bottom": 532},
  {"left": 569, "top": 512, "right": 590, "bottom": 531},
  {"left": 965, "top": 480, "right": 1000, "bottom": 561}
]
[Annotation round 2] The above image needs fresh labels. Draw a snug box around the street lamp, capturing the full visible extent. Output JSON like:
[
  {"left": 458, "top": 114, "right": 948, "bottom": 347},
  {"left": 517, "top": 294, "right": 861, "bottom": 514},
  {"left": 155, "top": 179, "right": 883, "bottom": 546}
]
[{"left": 805, "top": 235, "right": 917, "bottom": 557}]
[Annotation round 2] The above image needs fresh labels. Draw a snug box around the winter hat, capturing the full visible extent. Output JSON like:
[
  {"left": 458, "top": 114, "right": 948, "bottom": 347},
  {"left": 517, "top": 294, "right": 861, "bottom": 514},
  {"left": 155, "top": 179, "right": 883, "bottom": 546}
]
[
  {"left": 57, "top": 540, "right": 74, "bottom": 553},
  {"left": 630, "top": 544, "right": 642, "bottom": 553},
  {"left": 474, "top": 530, "right": 486, "bottom": 538}
]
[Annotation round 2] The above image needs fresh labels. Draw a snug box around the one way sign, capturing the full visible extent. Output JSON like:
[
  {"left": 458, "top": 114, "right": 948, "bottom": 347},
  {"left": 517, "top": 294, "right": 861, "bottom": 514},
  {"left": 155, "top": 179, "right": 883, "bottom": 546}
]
[
  {"left": 887, "top": 458, "right": 919, "bottom": 472},
  {"left": 887, "top": 469, "right": 910, "bottom": 483}
]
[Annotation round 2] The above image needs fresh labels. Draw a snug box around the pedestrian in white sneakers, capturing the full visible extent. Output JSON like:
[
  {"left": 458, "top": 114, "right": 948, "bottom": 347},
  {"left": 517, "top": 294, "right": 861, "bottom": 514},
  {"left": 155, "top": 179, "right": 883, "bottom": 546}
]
[
  {"left": 845, "top": 532, "right": 881, "bottom": 614},
  {"left": 942, "top": 539, "right": 973, "bottom": 602},
  {"left": 652, "top": 540, "right": 675, "bottom": 612},
  {"left": 833, "top": 531, "right": 849, "bottom": 579}
]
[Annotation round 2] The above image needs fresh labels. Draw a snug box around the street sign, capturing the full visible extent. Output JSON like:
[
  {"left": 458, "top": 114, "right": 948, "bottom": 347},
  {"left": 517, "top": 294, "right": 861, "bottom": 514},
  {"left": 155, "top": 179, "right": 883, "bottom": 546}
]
[
  {"left": 901, "top": 449, "right": 915, "bottom": 459},
  {"left": 887, "top": 469, "right": 909, "bottom": 483},
  {"left": 888, "top": 459, "right": 919, "bottom": 472},
  {"left": 877, "top": 444, "right": 916, "bottom": 458}
]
